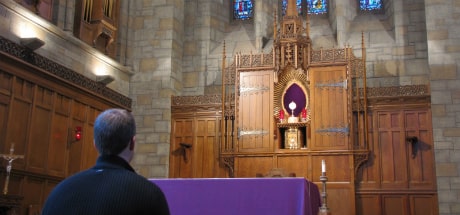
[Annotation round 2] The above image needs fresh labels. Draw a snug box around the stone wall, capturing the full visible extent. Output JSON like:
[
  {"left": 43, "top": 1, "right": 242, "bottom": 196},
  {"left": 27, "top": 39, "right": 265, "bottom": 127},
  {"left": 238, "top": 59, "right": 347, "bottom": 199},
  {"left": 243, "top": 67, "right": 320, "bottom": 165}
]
[
  {"left": 1, "top": 0, "right": 460, "bottom": 213},
  {"left": 425, "top": 0, "right": 460, "bottom": 214}
]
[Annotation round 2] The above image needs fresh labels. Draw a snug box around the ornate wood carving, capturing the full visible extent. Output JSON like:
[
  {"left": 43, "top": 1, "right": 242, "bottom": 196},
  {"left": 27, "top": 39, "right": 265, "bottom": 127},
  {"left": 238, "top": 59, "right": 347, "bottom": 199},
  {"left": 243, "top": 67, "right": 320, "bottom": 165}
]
[
  {"left": 221, "top": 156, "right": 234, "bottom": 178},
  {"left": 171, "top": 95, "right": 225, "bottom": 113},
  {"left": 0, "top": 36, "right": 131, "bottom": 109}
]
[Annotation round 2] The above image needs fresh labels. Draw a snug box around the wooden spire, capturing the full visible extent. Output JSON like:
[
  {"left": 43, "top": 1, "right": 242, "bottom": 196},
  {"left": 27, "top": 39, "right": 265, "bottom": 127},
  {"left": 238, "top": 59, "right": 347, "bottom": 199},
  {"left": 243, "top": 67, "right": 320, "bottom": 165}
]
[{"left": 286, "top": 0, "right": 298, "bottom": 16}]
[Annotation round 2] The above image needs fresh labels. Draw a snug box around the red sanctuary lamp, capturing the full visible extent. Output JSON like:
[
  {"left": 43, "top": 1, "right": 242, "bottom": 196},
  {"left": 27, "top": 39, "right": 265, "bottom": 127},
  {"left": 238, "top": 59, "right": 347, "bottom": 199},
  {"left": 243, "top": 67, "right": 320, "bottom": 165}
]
[
  {"left": 301, "top": 108, "right": 307, "bottom": 122},
  {"left": 279, "top": 109, "right": 285, "bottom": 123}
]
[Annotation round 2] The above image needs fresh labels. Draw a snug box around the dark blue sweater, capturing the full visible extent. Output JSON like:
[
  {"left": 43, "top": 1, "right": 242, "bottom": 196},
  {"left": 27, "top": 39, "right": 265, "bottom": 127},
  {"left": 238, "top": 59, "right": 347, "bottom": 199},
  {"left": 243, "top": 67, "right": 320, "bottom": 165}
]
[{"left": 42, "top": 155, "right": 170, "bottom": 215}]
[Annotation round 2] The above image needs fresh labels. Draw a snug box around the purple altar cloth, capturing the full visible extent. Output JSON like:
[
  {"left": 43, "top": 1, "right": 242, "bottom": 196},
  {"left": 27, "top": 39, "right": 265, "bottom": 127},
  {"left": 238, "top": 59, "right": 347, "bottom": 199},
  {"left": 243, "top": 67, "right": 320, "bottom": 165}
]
[{"left": 149, "top": 178, "right": 320, "bottom": 215}]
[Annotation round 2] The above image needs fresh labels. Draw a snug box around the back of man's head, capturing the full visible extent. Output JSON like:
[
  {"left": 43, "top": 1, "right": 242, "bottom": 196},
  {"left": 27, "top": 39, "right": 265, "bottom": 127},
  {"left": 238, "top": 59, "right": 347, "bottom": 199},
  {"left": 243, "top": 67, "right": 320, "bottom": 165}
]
[{"left": 93, "top": 108, "right": 136, "bottom": 156}]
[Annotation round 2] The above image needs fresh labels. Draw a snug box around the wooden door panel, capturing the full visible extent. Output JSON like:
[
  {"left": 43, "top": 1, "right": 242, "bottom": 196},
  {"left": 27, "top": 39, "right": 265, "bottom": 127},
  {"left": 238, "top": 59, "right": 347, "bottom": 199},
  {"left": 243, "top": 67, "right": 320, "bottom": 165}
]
[
  {"left": 237, "top": 71, "right": 273, "bottom": 152},
  {"left": 309, "top": 66, "right": 349, "bottom": 150}
]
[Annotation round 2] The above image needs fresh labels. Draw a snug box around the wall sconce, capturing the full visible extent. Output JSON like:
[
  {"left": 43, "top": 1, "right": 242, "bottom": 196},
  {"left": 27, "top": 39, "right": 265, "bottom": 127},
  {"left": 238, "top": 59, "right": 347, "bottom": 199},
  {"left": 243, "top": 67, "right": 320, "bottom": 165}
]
[
  {"left": 96, "top": 75, "right": 115, "bottom": 85},
  {"left": 20, "top": 37, "right": 45, "bottom": 50},
  {"left": 68, "top": 126, "right": 82, "bottom": 147},
  {"left": 75, "top": 126, "right": 82, "bottom": 141}
]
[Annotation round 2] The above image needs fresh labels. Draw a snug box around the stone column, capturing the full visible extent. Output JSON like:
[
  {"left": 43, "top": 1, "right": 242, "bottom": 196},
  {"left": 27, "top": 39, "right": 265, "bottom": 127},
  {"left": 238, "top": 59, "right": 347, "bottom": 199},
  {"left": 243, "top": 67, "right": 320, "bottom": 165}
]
[{"left": 425, "top": 0, "right": 460, "bottom": 214}]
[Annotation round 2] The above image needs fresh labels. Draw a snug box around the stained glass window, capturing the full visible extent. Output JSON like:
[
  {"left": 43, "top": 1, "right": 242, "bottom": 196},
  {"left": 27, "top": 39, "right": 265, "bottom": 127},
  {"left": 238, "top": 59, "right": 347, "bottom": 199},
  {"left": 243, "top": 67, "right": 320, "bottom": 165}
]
[
  {"left": 307, "top": 0, "right": 327, "bottom": 14},
  {"left": 281, "top": 0, "right": 327, "bottom": 15},
  {"left": 359, "top": 0, "right": 382, "bottom": 11},
  {"left": 282, "top": 0, "right": 303, "bottom": 16},
  {"left": 233, "top": 0, "right": 254, "bottom": 20}
]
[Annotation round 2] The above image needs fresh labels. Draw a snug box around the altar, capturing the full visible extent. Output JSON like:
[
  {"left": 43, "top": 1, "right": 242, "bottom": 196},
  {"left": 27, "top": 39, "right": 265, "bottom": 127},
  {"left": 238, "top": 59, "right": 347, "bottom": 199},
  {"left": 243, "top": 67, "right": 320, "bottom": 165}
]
[{"left": 149, "top": 177, "right": 321, "bottom": 215}]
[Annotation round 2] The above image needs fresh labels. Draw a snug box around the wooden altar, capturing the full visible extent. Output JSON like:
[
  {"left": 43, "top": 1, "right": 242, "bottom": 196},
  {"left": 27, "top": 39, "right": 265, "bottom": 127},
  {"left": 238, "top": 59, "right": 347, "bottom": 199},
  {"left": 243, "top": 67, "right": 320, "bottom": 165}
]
[{"left": 169, "top": 0, "right": 437, "bottom": 214}]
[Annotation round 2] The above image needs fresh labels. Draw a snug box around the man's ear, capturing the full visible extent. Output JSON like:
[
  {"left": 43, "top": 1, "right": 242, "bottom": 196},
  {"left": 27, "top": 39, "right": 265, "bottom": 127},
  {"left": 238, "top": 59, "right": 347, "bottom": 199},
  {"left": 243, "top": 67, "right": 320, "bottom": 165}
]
[{"left": 129, "top": 136, "right": 135, "bottom": 150}]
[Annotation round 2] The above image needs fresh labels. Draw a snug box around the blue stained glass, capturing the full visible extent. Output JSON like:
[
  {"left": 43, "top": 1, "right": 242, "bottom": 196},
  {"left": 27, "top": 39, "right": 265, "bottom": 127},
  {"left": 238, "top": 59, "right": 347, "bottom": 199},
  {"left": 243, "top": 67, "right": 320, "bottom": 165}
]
[
  {"left": 233, "top": 0, "right": 254, "bottom": 20},
  {"left": 360, "top": 0, "right": 382, "bottom": 11},
  {"left": 307, "top": 0, "right": 327, "bottom": 14},
  {"left": 282, "top": 0, "right": 328, "bottom": 15},
  {"left": 282, "top": 0, "right": 303, "bottom": 16}
]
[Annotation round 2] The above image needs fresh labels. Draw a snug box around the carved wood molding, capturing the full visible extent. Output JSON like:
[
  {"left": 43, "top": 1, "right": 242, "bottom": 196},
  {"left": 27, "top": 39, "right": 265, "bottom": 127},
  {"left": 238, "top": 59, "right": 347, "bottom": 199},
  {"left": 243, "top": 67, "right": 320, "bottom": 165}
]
[
  {"left": 353, "top": 85, "right": 430, "bottom": 110},
  {"left": 310, "top": 48, "right": 348, "bottom": 63},
  {"left": 221, "top": 156, "right": 234, "bottom": 178},
  {"left": 0, "top": 36, "right": 131, "bottom": 109},
  {"left": 354, "top": 150, "right": 370, "bottom": 179},
  {"left": 235, "top": 51, "right": 275, "bottom": 68},
  {"left": 171, "top": 95, "right": 224, "bottom": 113}
]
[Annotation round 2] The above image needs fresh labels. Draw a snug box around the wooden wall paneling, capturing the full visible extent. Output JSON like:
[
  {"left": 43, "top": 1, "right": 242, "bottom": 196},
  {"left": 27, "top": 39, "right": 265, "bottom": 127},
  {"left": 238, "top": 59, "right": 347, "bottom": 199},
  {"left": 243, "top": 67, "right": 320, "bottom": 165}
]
[
  {"left": 276, "top": 155, "right": 310, "bottom": 178},
  {"left": 235, "top": 156, "right": 273, "bottom": 177},
  {"left": 21, "top": 176, "right": 45, "bottom": 215},
  {"left": 194, "top": 117, "right": 220, "bottom": 178},
  {"left": 0, "top": 94, "right": 9, "bottom": 153},
  {"left": 326, "top": 184, "right": 356, "bottom": 215},
  {"left": 404, "top": 110, "right": 436, "bottom": 190},
  {"left": 5, "top": 77, "right": 34, "bottom": 171},
  {"left": 70, "top": 101, "right": 98, "bottom": 170},
  {"left": 26, "top": 87, "right": 53, "bottom": 174},
  {"left": 0, "top": 173, "right": 23, "bottom": 196},
  {"left": 356, "top": 112, "right": 378, "bottom": 189},
  {"left": 237, "top": 71, "right": 273, "bottom": 152},
  {"left": 46, "top": 94, "right": 71, "bottom": 177},
  {"left": 377, "top": 111, "right": 408, "bottom": 189},
  {"left": 309, "top": 66, "right": 349, "bottom": 150},
  {"left": 169, "top": 118, "right": 194, "bottom": 178},
  {"left": 410, "top": 195, "right": 438, "bottom": 215},
  {"left": 170, "top": 114, "right": 227, "bottom": 178},
  {"left": 312, "top": 155, "right": 352, "bottom": 182},
  {"left": 80, "top": 107, "right": 99, "bottom": 170},
  {"left": 356, "top": 194, "right": 381, "bottom": 215},
  {"left": 66, "top": 117, "right": 83, "bottom": 177},
  {"left": 382, "top": 195, "right": 408, "bottom": 215},
  {"left": 0, "top": 45, "right": 130, "bottom": 215},
  {"left": 66, "top": 101, "right": 87, "bottom": 176},
  {"left": 0, "top": 71, "right": 12, "bottom": 152}
]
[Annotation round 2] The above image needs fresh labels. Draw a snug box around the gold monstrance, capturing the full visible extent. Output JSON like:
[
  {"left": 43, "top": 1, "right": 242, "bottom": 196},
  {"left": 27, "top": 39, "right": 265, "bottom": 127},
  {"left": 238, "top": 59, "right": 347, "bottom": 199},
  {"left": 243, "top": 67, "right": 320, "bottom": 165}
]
[{"left": 0, "top": 143, "right": 24, "bottom": 194}]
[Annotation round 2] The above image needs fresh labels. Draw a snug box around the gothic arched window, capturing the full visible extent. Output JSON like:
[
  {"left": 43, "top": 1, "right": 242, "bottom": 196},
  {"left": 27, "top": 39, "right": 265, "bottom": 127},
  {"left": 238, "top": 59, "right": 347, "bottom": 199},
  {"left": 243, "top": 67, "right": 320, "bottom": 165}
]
[
  {"left": 282, "top": 0, "right": 303, "bottom": 16},
  {"left": 282, "top": 0, "right": 328, "bottom": 15},
  {"left": 233, "top": 0, "right": 254, "bottom": 20},
  {"left": 359, "top": 0, "right": 383, "bottom": 11},
  {"left": 307, "top": 0, "right": 327, "bottom": 14}
]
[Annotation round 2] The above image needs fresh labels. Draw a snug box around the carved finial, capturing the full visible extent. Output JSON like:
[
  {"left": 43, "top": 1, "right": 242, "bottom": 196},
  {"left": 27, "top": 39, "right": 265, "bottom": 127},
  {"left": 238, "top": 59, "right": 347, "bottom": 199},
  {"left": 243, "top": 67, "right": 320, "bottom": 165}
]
[
  {"left": 274, "top": 11, "right": 278, "bottom": 39},
  {"left": 223, "top": 40, "right": 226, "bottom": 58}
]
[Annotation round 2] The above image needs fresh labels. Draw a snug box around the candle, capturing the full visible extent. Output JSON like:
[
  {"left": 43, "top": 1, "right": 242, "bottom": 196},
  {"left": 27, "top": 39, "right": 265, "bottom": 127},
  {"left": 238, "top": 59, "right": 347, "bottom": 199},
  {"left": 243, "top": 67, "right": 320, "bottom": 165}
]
[
  {"left": 322, "top": 160, "right": 326, "bottom": 173},
  {"left": 301, "top": 108, "right": 307, "bottom": 118},
  {"left": 279, "top": 109, "right": 284, "bottom": 120},
  {"left": 9, "top": 143, "right": 15, "bottom": 154}
]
